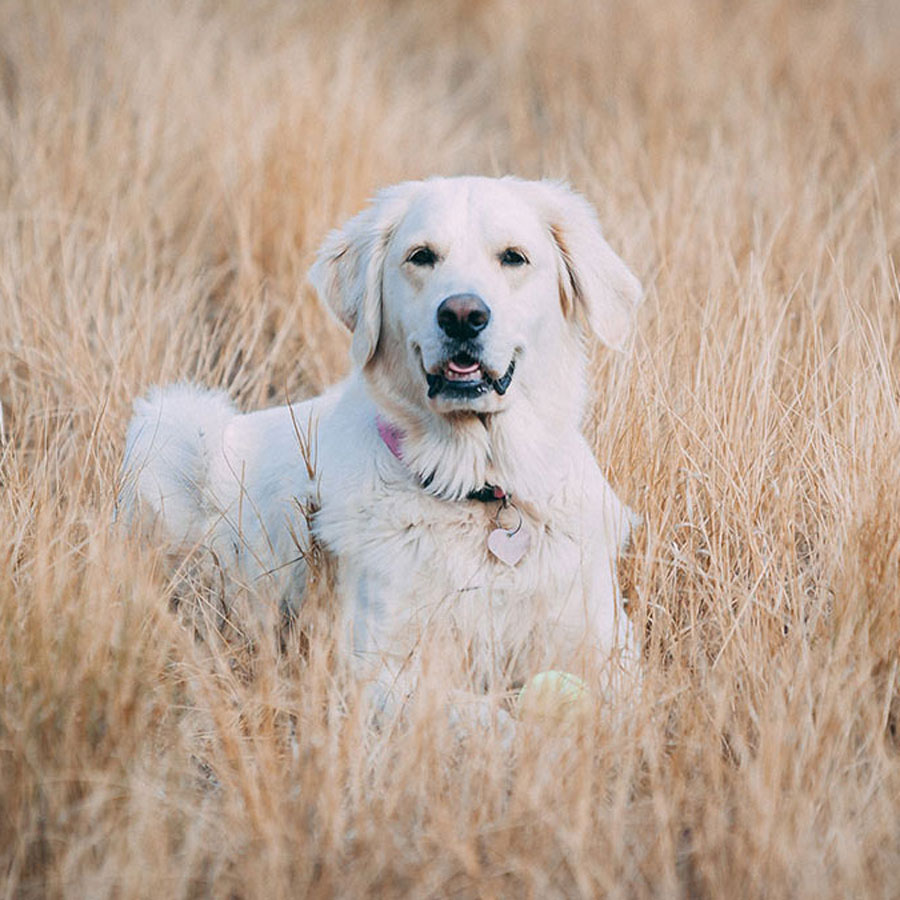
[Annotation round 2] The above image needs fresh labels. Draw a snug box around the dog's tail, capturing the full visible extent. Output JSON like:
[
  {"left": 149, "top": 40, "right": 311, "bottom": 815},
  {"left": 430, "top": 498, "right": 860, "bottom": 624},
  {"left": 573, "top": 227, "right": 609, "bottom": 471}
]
[{"left": 116, "top": 383, "right": 237, "bottom": 547}]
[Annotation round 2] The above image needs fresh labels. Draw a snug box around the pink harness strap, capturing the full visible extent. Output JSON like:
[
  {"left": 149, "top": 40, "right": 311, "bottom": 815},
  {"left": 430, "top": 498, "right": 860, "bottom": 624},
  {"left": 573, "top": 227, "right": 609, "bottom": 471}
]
[{"left": 375, "top": 415, "right": 405, "bottom": 461}]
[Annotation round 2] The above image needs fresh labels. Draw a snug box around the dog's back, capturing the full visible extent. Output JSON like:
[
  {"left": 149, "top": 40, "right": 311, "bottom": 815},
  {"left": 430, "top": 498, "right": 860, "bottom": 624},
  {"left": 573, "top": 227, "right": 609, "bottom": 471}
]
[
  {"left": 117, "top": 384, "right": 238, "bottom": 546},
  {"left": 118, "top": 380, "right": 350, "bottom": 617}
]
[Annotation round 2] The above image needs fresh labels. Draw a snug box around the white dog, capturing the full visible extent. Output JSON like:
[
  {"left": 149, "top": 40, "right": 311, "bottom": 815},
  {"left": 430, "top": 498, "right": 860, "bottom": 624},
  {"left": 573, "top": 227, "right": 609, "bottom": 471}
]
[{"left": 119, "top": 176, "right": 642, "bottom": 711}]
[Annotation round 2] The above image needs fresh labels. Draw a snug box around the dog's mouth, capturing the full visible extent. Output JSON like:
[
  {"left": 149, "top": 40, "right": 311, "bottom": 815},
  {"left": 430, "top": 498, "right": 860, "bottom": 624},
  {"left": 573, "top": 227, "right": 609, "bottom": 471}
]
[{"left": 425, "top": 352, "right": 516, "bottom": 399}]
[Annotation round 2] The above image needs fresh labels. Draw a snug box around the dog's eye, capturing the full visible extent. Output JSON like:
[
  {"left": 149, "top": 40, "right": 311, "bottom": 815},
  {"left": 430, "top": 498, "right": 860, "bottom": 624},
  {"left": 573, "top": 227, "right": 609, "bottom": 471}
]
[
  {"left": 406, "top": 246, "right": 438, "bottom": 267},
  {"left": 499, "top": 248, "right": 528, "bottom": 267}
]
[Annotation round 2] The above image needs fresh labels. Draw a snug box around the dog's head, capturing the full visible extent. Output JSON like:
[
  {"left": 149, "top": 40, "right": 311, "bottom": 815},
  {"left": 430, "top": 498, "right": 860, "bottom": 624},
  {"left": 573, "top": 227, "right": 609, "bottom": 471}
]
[{"left": 309, "top": 176, "right": 641, "bottom": 418}]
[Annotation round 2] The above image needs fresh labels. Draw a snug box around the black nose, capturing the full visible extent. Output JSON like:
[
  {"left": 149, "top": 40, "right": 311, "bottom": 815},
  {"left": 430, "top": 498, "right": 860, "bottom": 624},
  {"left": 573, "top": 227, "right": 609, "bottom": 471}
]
[{"left": 436, "top": 294, "right": 491, "bottom": 341}]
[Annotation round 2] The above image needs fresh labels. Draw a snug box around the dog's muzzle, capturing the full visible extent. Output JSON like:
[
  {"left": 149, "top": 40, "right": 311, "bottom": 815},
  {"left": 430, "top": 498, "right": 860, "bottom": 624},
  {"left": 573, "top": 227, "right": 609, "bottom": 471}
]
[{"left": 424, "top": 293, "right": 516, "bottom": 400}]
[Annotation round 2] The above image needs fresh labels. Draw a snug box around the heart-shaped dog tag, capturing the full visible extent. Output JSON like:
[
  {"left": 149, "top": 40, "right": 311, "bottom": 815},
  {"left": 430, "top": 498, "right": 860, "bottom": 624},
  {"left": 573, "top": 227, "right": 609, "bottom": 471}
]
[{"left": 487, "top": 526, "right": 531, "bottom": 567}]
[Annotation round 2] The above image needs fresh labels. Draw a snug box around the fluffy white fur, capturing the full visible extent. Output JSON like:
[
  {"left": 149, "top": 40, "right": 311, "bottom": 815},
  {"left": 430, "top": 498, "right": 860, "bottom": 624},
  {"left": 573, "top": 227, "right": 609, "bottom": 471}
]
[{"left": 119, "top": 175, "right": 642, "bottom": 708}]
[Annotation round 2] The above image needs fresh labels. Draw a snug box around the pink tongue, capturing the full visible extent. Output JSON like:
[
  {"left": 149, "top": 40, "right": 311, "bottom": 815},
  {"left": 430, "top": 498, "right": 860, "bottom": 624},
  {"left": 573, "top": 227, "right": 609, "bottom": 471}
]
[{"left": 447, "top": 360, "right": 480, "bottom": 375}]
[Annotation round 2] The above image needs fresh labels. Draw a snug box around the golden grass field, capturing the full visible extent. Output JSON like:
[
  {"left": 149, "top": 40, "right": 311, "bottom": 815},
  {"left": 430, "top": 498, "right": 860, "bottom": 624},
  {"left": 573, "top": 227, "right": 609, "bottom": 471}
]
[{"left": 2, "top": 0, "right": 900, "bottom": 896}]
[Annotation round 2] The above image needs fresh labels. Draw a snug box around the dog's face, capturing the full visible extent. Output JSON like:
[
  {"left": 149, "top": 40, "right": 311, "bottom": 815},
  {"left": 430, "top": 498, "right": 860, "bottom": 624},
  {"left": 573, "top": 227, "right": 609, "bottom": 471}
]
[
  {"left": 380, "top": 178, "right": 564, "bottom": 415},
  {"left": 310, "top": 176, "right": 641, "bottom": 417}
]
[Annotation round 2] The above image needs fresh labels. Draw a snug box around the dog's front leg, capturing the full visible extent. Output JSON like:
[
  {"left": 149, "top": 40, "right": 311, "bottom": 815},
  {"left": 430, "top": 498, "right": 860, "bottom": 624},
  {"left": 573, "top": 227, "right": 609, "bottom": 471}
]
[
  {"left": 545, "top": 553, "right": 642, "bottom": 711},
  {"left": 340, "top": 568, "right": 516, "bottom": 745},
  {"left": 338, "top": 566, "right": 419, "bottom": 723}
]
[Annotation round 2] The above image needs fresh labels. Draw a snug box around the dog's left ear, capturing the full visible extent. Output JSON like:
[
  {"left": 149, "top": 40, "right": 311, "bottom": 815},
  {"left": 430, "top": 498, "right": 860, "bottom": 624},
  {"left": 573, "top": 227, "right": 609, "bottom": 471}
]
[
  {"left": 525, "top": 180, "right": 642, "bottom": 351},
  {"left": 308, "top": 183, "right": 415, "bottom": 367}
]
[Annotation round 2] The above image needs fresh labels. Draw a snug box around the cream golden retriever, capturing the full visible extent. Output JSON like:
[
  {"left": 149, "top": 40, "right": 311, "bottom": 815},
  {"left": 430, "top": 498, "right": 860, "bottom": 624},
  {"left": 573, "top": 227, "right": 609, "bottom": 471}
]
[{"left": 119, "top": 176, "right": 642, "bottom": 716}]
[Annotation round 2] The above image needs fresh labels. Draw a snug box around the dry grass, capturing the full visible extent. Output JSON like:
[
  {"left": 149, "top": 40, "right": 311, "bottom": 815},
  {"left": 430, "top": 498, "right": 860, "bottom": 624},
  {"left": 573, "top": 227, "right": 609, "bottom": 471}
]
[{"left": 2, "top": 0, "right": 900, "bottom": 896}]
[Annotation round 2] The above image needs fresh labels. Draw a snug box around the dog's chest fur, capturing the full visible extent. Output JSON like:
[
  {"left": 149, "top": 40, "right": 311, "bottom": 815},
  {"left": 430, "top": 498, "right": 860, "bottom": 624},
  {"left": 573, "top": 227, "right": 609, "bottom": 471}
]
[
  {"left": 314, "top": 482, "right": 584, "bottom": 608},
  {"left": 305, "top": 455, "right": 616, "bottom": 674}
]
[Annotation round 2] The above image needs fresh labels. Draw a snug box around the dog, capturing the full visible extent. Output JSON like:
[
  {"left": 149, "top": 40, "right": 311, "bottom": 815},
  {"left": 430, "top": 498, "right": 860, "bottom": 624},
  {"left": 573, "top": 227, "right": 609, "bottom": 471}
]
[{"left": 119, "top": 175, "right": 642, "bottom": 715}]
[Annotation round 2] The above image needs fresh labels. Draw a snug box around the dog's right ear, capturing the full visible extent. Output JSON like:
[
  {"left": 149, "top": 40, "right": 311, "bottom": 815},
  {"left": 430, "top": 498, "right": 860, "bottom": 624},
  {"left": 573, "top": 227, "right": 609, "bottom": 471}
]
[{"left": 308, "top": 184, "right": 415, "bottom": 368}]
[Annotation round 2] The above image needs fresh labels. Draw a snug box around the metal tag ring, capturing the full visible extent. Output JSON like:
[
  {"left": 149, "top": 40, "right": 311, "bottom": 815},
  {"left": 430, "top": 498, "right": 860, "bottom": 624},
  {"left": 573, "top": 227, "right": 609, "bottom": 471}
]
[{"left": 495, "top": 499, "right": 523, "bottom": 536}]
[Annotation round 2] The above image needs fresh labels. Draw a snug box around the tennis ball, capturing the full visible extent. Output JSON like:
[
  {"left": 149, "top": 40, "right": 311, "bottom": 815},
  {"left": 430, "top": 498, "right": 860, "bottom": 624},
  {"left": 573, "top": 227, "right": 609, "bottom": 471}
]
[{"left": 515, "top": 670, "right": 592, "bottom": 723}]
